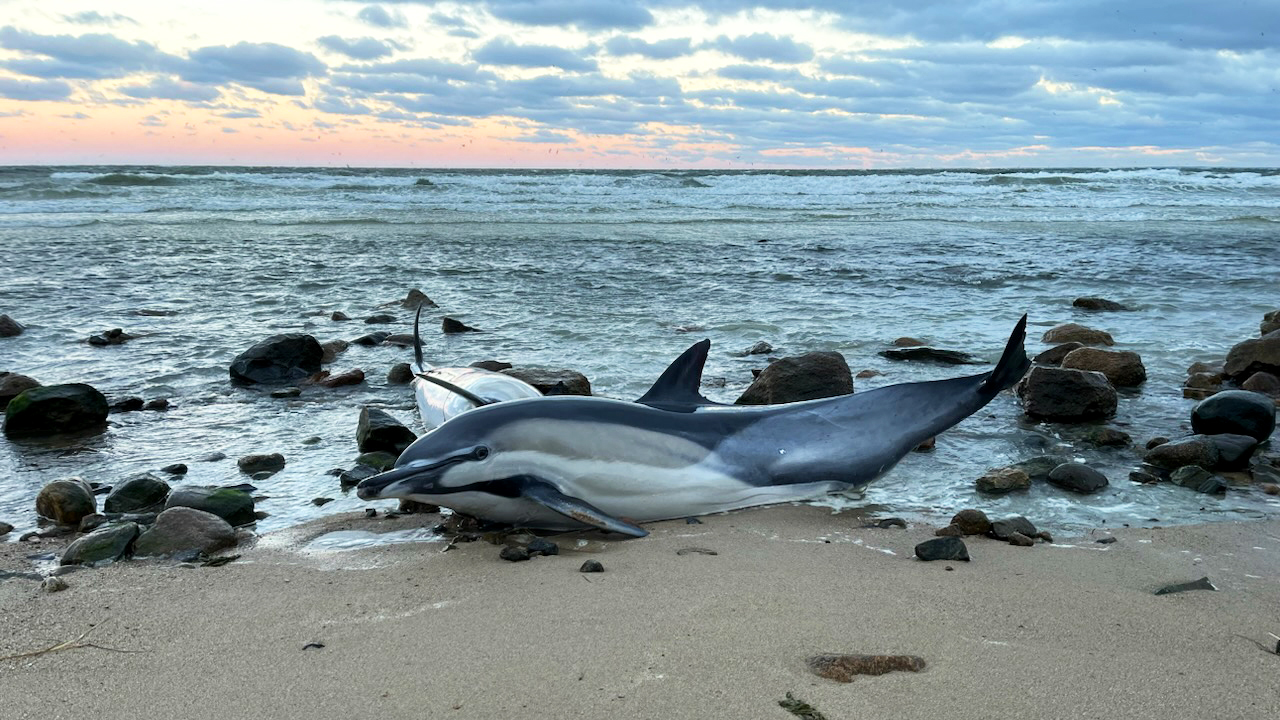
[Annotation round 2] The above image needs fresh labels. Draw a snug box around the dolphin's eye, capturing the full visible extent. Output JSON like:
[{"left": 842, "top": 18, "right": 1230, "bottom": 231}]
[{"left": 472, "top": 445, "right": 490, "bottom": 460}]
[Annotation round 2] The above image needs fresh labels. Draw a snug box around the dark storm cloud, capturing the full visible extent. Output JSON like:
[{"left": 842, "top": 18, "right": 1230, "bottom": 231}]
[
  {"left": 317, "top": 36, "right": 398, "bottom": 60},
  {"left": 119, "top": 76, "right": 223, "bottom": 102},
  {"left": 603, "top": 36, "right": 694, "bottom": 59},
  {"left": 706, "top": 33, "right": 813, "bottom": 63},
  {"left": 0, "top": 75, "right": 72, "bottom": 101},
  {"left": 473, "top": 38, "right": 598, "bottom": 72},
  {"left": 179, "top": 42, "right": 326, "bottom": 96}
]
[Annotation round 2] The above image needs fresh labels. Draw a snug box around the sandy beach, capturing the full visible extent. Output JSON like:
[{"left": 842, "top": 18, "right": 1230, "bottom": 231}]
[{"left": 3, "top": 505, "right": 1278, "bottom": 720}]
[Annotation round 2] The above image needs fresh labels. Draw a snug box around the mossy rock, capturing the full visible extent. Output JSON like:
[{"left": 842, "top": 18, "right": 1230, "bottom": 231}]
[
  {"left": 61, "top": 522, "right": 140, "bottom": 566},
  {"left": 104, "top": 473, "right": 171, "bottom": 513},
  {"left": 355, "top": 451, "right": 398, "bottom": 471},
  {"left": 36, "top": 479, "right": 97, "bottom": 525},
  {"left": 4, "top": 383, "right": 108, "bottom": 437},
  {"left": 165, "top": 486, "right": 256, "bottom": 526}
]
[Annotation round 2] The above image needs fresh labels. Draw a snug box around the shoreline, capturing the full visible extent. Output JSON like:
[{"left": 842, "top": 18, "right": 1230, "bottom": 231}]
[{"left": 3, "top": 504, "right": 1278, "bottom": 719}]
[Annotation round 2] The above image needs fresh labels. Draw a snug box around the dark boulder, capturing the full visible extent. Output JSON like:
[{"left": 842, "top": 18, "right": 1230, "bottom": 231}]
[
  {"left": 382, "top": 334, "right": 415, "bottom": 347},
  {"left": 1047, "top": 463, "right": 1109, "bottom": 494},
  {"left": 402, "top": 289, "right": 438, "bottom": 309},
  {"left": 352, "top": 332, "right": 389, "bottom": 346},
  {"left": 1073, "top": 297, "right": 1129, "bottom": 312},
  {"left": 1170, "top": 467, "right": 1228, "bottom": 494},
  {"left": 133, "top": 507, "right": 236, "bottom": 557},
  {"left": 104, "top": 473, "right": 170, "bottom": 513},
  {"left": 735, "top": 351, "right": 852, "bottom": 405},
  {"left": 1011, "top": 455, "right": 1073, "bottom": 481},
  {"left": 1017, "top": 366, "right": 1117, "bottom": 421},
  {"left": 975, "top": 467, "right": 1030, "bottom": 494},
  {"left": 110, "top": 396, "right": 145, "bottom": 412},
  {"left": 319, "top": 339, "right": 349, "bottom": 363},
  {"left": 1205, "top": 433, "right": 1258, "bottom": 471},
  {"left": 739, "top": 341, "right": 774, "bottom": 356},
  {"left": 1144, "top": 436, "right": 1218, "bottom": 471},
  {"left": 311, "top": 368, "right": 365, "bottom": 388},
  {"left": 990, "top": 516, "right": 1038, "bottom": 541},
  {"left": 0, "top": 314, "right": 24, "bottom": 337},
  {"left": 0, "top": 372, "right": 40, "bottom": 410},
  {"left": 1033, "top": 342, "right": 1083, "bottom": 366},
  {"left": 357, "top": 407, "right": 416, "bottom": 455},
  {"left": 1041, "top": 323, "right": 1114, "bottom": 346},
  {"left": 950, "top": 509, "right": 991, "bottom": 535},
  {"left": 387, "top": 363, "right": 414, "bottom": 384},
  {"left": 330, "top": 311, "right": 350, "bottom": 321},
  {"left": 60, "top": 522, "right": 139, "bottom": 566},
  {"left": 914, "top": 537, "right": 969, "bottom": 561},
  {"left": 1262, "top": 310, "right": 1280, "bottom": 336},
  {"left": 86, "top": 328, "right": 135, "bottom": 346},
  {"left": 4, "top": 383, "right": 109, "bottom": 437},
  {"left": 1242, "top": 371, "right": 1280, "bottom": 399},
  {"left": 229, "top": 334, "right": 322, "bottom": 385},
  {"left": 364, "top": 314, "right": 395, "bottom": 324},
  {"left": 442, "top": 317, "right": 479, "bottom": 333},
  {"left": 1224, "top": 330, "right": 1280, "bottom": 383},
  {"left": 165, "top": 486, "right": 256, "bottom": 526},
  {"left": 1191, "top": 390, "right": 1276, "bottom": 442},
  {"left": 237, "top": 453, "right": 286, "bottom": 476},
  {"left": 501, "top": 367, "right": 592, "bottom": 396},
  {"left": 878, "top": 347, "right": 981, "bottom": 365},
  {"left": 36, "top": 479, "right": 97, "bottom": 525},
  {"left": 355, "top": 451, "right": 398, "bottom": 471},
  {"left": 1060, "top": 347, "right": 1146, "bottom": 387},
  {"left": 472, "top": 360, "right": 513, "bottom": 372}
]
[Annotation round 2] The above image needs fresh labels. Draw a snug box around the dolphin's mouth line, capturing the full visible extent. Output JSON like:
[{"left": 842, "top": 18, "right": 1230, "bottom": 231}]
[{"left": 355, "top": 451, "right": 473, "bottom": 499}]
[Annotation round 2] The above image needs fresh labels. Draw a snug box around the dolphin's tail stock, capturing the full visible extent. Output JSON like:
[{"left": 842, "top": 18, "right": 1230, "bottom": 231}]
[{"left": 978, "top": 314, "right": 1031, "bottom": 394}]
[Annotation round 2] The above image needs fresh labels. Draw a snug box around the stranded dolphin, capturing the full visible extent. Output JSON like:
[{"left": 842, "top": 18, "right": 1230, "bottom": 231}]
[{"left": 358, "top": 316, "right": 1031, "bottom": 537}]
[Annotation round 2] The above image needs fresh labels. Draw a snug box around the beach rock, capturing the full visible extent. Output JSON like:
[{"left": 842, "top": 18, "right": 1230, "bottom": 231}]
[
  {"left": 472, "top": 360, "right": 513, "bottom": 372},
  {"left": 1033, "top": 342, "right": 1083, "bottom": 366},
  {"left": 60, "top": 522, "right": 139, "bottom": 566},
  {"left": 387, "top": 363, "right": 414, "bottom": 384},
  {"left": 1081, "top": 426, "right": 1132, "bottom": 448},
  {"left": 1007, "top": 532, "right": 1036, "bottom": 547},
  {"left": 103, "top": 473, "right": 170, "bottom": 513},
  {"left": 501, "top": 368, "right": 592, "bottom": 396},
  {"left": 41, "top": 576, "right": 69, "bottom": 593},
  {"left": 0, "top": 372, "right": 40, "bottom": 410},
  {"left": 579, "top": 560, "right": 604, "bottom": 573},
  {"left": 913, "top": 436, "right": 936, "bottom": 452},
  {"left": 1012, "top": 455, "right": 1073, "bottom": 481},
  {"left": 161, "top": 463, "right": 188, "bottom": 475},
  {"left": 1191, "top": 390, "right": 1276, "bottom": 442},
  {"left": 319, "top": 339, "right": 349, "bottom": 363},
  {"left": 86, "top": 328, "right": 134, "bottom": 346},
  {"left": 0, "top": 521, "right": 12, "bottom": 536},
  {"left": 740, "top": 340, "right": 773, "bottom": 356},
  {"left": 0, "top": 314, "right": 24, "bottom": 337},
  {"left": 1261, "top": 483, "right": 1280, "bottom": 495},
  {"left": 338, "top": 464, "right": 379, "bottom": 488},
  {"left": 1129, "top": 469, "right": 1162, "bottom": 484},
  {"left": 356, "top": 451, "right": 398, "bottom": 471},
  {"left": 1242, "top": 371, "right": 1280, "bottom": 399},
  {"left": 382, "top": 335, "right": 413, "bottom": 348},
  {"left": 200, "top": 452, "right": 227, "bottom": 462},
  {"left": 990, "top": 516, "right": 1038, "bottom": 541},
  {"left": 975, "top": 467, "right": 1030, "bottom": 494},
  {"left": 914, "top": 537, "right": 969, "bottom": 561},
  {"left": 1170, "top": 466, "right": 1213, "bottom": 488},
  {"left": 1262, "top": 310, "right": 1280, "bottom": 336},
  {"left": 238, "top": 453, "right": 285, "bottom": 475},
  {"left": 397, "top": 499, "right": 439, "bottom": 514},
  {"left": 806, "top": 654, "right": 926, "bottom": 682},
  {"left": 934, "top": 524, "right": 964, "bottom": 537},
  {"left": 78, "top": 514, "right": 107, "bottom": 533},
  {"left": 868, "top": 517, "right": 907, "bottom": 529},
  {"left": 735, "top": 352, "right": 852, "bottom": 405},
  {"left": 364, "top": 314, "right": 395, "bottom": 324},
  {"left": 950, "top": 509, "right": 991, "bottom": 535},
  {"left": 1041, "top": 323, "right": 1114, "bottom": 346},
  {"left": 1073, "top": 297, "right": 1129, "bottom": 312},
  {"left": 165, "top": 486, "right": 256, "bottom": 526},
  {"left": 1207, "top": 434, "right": 1259, "bottom": 470},
  {"left": 1047, "top": 463, "right": 1109, "bottom": 494},
  {"left": 144, "top": 398, "right": 169, "bottom": 412},
  {"left": 229, "top": 334, "right": 322, "bottom": 385},
  {"left": 1144, "top": 436, "right": 1218, "bottom": 471},
  {"left": 527, "top": 538, "right": 559, "bottom": 557},
  {"left": 133, "top": 507, "right": 236, "bottom": 557},
  {"left": 878, "top": 347, "right": 980, "bottom": 365},
  {"left": 1017, "top": 366, "right": 1117, "bottom": 421},
  {"left": 1146, "top": 436, "right": 1169, "bottom": 449},
  {"left": 352, "top": 331, "right": 389, "bottom": 346},
  {"left": 893, "top": 337, "right": 926, "bottom": 347},
  {"left": 3, "top": 383, "right": 109, "bottom": 437},
  {"left": 330, "top": 311, "right": 350, "bottom": 322},
  {"left": 1223, "top": 330, "right": 1280, "bottom": 382},
  {"left": 499, "top": 546, "right": 531, "bottom": 562},
  {"left": 402, "top": 289, "right": 438, "bottom": 309},
  {"left": 357, "top": 407, "right": 416, "bottom": 455},
  {"left": 312, "top": 368, "right": 365, "bottom": 388},
  {"left": 1154, "top": 577, "right": 1216, "bottom": 595},
  {"left": 442, "top": 317, "right": 478, "bottom": 333},
  {"left": 36, "top": 480, "right": 97, "bottom": 525},
  {"left": 855, "top": 369, "right": 882, "bottom": 379},
  {"left": 1184, "top": 371, "right": 1224, "bottom": 390},
  {"left": 1061, "top": 347, "right": 1147, "bottom": 387}
]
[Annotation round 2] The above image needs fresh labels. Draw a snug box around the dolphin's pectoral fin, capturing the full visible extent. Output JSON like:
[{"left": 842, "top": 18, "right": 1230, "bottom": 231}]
[{"left": 520, "top": 479, "right": 649, "bottom": 538}]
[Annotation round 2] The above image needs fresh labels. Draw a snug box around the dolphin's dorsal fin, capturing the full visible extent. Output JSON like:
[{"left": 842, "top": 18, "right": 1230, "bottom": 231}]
[
  {"left": 636, "top": 339, "right": 721, "bottom": 411},
  {"left": 521, "top": 479, "right": 649, "bottom": 537}
]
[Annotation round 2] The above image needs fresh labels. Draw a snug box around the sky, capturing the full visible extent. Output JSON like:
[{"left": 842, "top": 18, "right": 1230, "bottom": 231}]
[{"left": 0, "top": 0, "right": 1277, "bottom": 168}]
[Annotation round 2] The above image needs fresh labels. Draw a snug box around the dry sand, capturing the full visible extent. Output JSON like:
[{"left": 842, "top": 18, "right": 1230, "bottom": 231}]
[{"left": 2, "top": 505, "right": 1279, "bottom": 720}]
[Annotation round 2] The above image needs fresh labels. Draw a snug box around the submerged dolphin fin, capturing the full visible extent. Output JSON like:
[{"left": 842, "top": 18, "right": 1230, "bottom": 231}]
[
  {"left": 521, "top": 478, "right": 649, "bottom": 537},
  {"left": 978, "top": 314, "right": 1031, "bottom": 394},
  {"left": 636, "top": 339, "right": 721, "bottom": 411}
]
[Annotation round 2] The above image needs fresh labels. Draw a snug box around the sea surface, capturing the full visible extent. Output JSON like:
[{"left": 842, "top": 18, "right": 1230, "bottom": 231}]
[{"left": 2, "top": 166, "right": 1278, "bottom": 539}]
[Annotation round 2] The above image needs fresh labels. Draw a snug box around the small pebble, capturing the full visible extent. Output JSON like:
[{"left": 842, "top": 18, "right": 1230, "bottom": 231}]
[
  {"left": 685, "top": 517, "right": 702, "bottom": 524},
  {"left": 364, "top": 508, "right": 377, "bottom": 518},
  {"left": 500, "top": 546, "right": 531, "bottom": 562},
  {"left": 1008, "top": 532, "right": 1035, "bottom": 547},
  {"left": 40, "top": 576, "right": 69, "bottom": 593},
  {"left": 1096, "top": 536, "right": 1118, "bottom": 544},
  {"left": 580, "top": 560, "right": 604, "bottom": 573},
  {"left": 527, "top": 538, "right": 559, "bottom": 557}
]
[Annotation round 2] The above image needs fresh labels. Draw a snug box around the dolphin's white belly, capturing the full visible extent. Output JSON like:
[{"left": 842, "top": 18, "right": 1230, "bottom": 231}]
[{"left": 413, "top": 367, "right": 542, "bottom": 432}]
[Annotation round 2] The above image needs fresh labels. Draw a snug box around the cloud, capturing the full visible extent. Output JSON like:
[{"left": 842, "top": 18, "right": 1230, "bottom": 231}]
[
  {"left": 707, "top": 33, "right": 813, "bottom": 63},
  {"left": 59, "top": 111, "right": 90, "bottom": 119},
  {"left": 63, "top": 11, "right": 136, "bottom": 26},
  {"left": 221, "top": 127, "right": 238, "bottom": 133},
  {"left": 718, "top": 63, "right": 803, "bottom": 82},
  {"left": 604, "top": 36, "right": 693, "bottom": 60},
  {"left": 179, "top": 42, "right": 326, "bottom": 96},
  {"left": 0, "top": 75, "right": 73, "bottom": 100},
  {"left": 119, "top": 76, "right": 222, "bottom": 101},
  {"left": 315, "top": 94, "right": 374, "bottom": 115},
  {"left": 317, "top": 35, "right": 397, "bottom": 60},
  {"left": 486, "top": 1, "right": 653, "bottom": 30},
  {"left": 139, "top": 115, "right": 166, "bottom": 126},
  {"left": 0, "top": 25, "right": 176, "bottom": 79},
  {"left": 473, "top": 38, "right": 598, "bottom": 72},
  {"left": 357, "top": 5, "right": 405, "bottom": 28}
]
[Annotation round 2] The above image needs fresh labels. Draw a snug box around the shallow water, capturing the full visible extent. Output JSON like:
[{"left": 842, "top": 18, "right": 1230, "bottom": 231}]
[{"left": 2, "top": 165, "right": 1278, "bottom": 539}]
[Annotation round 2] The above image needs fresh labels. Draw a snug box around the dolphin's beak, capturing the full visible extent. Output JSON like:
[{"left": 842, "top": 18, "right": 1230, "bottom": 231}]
[{"left": 354, "top": 453, "right": 471, "bottom": 500}]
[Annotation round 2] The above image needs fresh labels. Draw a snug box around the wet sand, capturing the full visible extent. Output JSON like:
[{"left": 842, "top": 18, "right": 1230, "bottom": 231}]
[{"left": 2, "top": 505, "right": 1279, "bottom": 719}]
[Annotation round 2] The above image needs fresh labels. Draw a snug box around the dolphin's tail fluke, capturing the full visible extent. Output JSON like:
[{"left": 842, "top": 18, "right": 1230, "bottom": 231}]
[{"left": 978, "top": 314, "right": 1030, "bottom": 394}]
